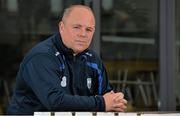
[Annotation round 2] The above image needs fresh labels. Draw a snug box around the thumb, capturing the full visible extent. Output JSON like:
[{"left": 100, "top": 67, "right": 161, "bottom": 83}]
[{"left": 110, "top": 90, "right": 114, "bottom": 94}]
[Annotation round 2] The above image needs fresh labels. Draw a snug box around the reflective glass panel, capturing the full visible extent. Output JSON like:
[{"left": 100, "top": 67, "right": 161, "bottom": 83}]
[
  {"left": 0, "top": 0, "right": 83, "bottom": 114},
  {"left": 101, "top": 0, "right": 159, "bottom": 111}
]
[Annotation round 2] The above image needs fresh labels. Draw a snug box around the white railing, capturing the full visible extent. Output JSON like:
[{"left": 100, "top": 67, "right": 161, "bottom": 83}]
[{"left": 34, "top": 112, "right": 180, "bottom": 116}]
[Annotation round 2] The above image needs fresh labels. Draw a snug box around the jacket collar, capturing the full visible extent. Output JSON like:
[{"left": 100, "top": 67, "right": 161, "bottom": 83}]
[{"left": 52, "top": 33, "right": 89, "bottom": 59}]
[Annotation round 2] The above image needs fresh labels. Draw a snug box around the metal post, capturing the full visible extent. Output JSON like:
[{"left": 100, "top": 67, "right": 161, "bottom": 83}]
[
  {"left": 159, "top": 0, "right": 176, "bottom": 111},
  {"left": 91, "top": 0, "right": 101, "bottom": 55}
]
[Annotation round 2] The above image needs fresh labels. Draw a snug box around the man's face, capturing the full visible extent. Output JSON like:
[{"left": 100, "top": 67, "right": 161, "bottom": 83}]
[{"left": 59, "top": 7, "right": 95, "bottom": 54}]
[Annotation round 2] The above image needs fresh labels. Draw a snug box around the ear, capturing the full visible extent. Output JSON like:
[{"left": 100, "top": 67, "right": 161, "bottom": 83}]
[{"left": 59, "top": 21, "right": 64, "bottom": 33}]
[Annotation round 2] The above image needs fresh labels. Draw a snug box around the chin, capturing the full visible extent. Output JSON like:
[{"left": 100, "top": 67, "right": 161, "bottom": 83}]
[
  {"left": 75, "top": 48, "right": 86, "bottom": 53},
  {"left": 76, "top": 46, "right": 87, "bottom": 51}
]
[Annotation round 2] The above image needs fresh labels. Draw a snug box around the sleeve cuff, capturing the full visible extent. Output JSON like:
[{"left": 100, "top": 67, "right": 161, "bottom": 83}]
[{"left": 95, "top": 95, "right": 106, "bottom": 111}]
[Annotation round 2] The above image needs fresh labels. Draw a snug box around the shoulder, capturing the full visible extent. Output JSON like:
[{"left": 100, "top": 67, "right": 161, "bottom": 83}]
[
  {"left": 28, "top": 35, "right": 54, "bottom": 55},
  {"left": 84, "top": 49, "right": 104, "bottom": 67},
  {"left": 22, "top": 34, "right": 58, "bottom": 65},
  {"left": 85, "top": 50, "right": 100, "bottom": 60}
]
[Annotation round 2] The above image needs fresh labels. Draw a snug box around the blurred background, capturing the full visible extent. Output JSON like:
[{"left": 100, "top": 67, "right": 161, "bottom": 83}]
[{"left": 0, "top": 0, "right": 180, "bottom": 114}]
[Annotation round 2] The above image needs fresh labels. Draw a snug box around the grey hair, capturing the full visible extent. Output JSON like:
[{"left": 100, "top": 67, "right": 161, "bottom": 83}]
[{"left": 61, "top": 5, "right": 95, "bottom": 23}]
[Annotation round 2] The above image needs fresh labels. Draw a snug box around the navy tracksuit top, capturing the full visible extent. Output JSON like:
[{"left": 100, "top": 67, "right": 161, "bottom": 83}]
[{"left": 7, "top": 33, "right": 112, "bottom": 115}]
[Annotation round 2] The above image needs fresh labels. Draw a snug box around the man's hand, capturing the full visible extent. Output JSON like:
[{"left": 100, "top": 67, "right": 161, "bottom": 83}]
[{"left": 103, "top": 91, "right": 127, "bottom": 112}]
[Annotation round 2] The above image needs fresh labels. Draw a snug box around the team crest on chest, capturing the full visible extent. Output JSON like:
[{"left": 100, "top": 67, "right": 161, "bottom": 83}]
[
  {"left": 87, "top": 78, "right": 92, "bottom": 89},
  {"left": 61, "top": 76, "right": 67, "bottom": 87}
]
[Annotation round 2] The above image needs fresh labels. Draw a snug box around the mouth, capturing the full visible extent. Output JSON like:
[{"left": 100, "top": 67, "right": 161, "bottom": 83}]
[{"left": 75, "top": 40, "right": 86, "bottom": 45}]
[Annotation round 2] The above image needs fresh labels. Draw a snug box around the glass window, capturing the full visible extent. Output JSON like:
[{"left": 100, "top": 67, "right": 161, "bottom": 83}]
[
  {"left": 0, "top": 0, "right": 84, "bottom": 114},
  {"left": 50, "top": 0, "right": 63, "bottom": 14},
  {"left": 101, "top": 0, "right": 159, "bottom": 111},
  {"left": 7, "top": 0, "right": 18, "bottom": 12}
]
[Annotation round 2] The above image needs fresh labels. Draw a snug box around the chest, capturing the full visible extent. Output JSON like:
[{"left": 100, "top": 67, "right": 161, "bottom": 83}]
[{"left": 59, "top": 57, "right": 99, "bottom": 96}]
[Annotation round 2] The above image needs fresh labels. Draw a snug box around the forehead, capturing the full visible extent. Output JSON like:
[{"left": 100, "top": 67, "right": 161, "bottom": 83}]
[{"left": 65, "top": 7, "right": 95, "bottom": 27}]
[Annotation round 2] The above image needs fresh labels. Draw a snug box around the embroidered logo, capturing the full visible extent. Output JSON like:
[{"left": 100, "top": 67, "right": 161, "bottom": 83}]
[
  {"left": 85, "top": 52, "right": 92, "bottom": 57},
  {"left": 60, "top": 76, "right": 67, "bottom": 87},
  {"left": 87, "top": 78, "right": 92, "bottom": 89},
  {"left": 55, "top": 52, "right": 60, "bottom": 56}
]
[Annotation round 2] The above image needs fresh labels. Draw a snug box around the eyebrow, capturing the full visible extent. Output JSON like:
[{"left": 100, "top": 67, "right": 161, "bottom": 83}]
[{"left": 72, "top": 24, "right": 95, "bottom": 29}]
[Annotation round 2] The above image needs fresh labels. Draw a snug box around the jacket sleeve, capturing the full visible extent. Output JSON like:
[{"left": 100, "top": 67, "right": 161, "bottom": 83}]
[
  {"left": 101, "top": 62, "right": 113, "bottom": 95},
  {"left": 22, "top": 53, "right": 105, "bottom": 111}
]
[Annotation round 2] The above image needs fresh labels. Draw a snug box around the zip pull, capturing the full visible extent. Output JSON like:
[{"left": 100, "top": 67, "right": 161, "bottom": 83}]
[{"left": 73, "top": 53, "right": 76, "bottom": 62}]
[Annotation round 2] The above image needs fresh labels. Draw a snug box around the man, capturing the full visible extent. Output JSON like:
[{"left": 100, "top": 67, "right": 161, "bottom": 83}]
[{"left": 7, "top": 5, "right": 127, "bottom": 115}]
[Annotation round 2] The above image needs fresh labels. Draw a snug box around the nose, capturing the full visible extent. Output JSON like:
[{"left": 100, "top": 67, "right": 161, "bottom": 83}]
[{"left": 79, "top": 28, "right": 87, "bottom": 37}]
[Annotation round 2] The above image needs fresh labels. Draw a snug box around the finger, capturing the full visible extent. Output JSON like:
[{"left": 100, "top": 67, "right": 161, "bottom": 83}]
[
  {"left": 112, "top": 107, "right": 126, "bottom": 112},
  {"left": 117, "top": 92, "right": 124, "bottom": 99},
  {"left": 113, "top": 102, "right": 127, "bottom": 109},
  {"left": 113, "top": 93, "right": 124, "bottom": 102},
  {"left": 114, "top": 97, "right": 121, "bottom": 102},
  {"left": 110, "top": 90, "right": 114, "bottom": 94},
  {"left": 115, "top": 98, "right": 127, "bottom": 104},
  {"left": 120, "top": 99, "right": 128, "bottom": 105}
]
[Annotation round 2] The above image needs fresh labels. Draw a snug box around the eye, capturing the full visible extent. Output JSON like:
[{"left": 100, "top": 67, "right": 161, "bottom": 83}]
[
  {"left": 73, "top": 26, "right": 80, "bottom": 29},
  {"left": 86, "top": 28, "right": 93, "bottom": 32}
]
